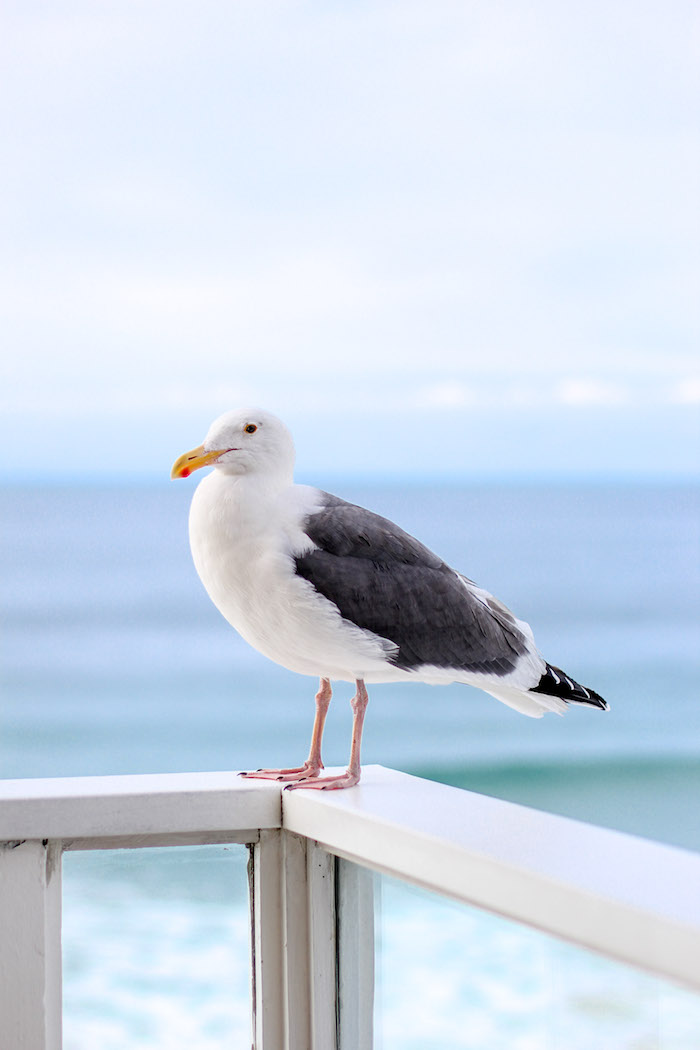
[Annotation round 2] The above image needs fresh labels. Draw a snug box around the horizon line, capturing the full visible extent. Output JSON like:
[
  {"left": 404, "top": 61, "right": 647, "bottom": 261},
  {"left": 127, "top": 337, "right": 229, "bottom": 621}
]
[{"left": 1, "top": 468, "right": 698, "bottom": 489}]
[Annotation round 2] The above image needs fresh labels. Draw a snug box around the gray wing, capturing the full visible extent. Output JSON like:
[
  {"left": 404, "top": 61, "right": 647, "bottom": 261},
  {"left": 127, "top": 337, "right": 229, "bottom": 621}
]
[{"left": 294, "top": 493, "right": 528, "bottom": 677}]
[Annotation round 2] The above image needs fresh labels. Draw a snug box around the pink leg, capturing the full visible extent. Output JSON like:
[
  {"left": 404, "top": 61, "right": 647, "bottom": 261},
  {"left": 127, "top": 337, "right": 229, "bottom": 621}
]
[
  {"left": 286, "top": 679, "right": 368, "bottom": 791},
  {"left": 239, "top": 678, "right": 332, "bottom": 782}
]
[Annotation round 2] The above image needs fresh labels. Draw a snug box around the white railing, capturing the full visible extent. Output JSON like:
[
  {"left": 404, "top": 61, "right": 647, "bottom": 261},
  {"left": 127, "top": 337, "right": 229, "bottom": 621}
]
[{"left": 1, "top": 765, "right": 699, "bottom": 1049}]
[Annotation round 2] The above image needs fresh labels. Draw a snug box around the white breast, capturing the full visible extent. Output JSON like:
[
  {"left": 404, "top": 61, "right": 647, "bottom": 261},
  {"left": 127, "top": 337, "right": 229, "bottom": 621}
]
[{"left": 187, "top": 470, "right": 396, "bottom": 681}]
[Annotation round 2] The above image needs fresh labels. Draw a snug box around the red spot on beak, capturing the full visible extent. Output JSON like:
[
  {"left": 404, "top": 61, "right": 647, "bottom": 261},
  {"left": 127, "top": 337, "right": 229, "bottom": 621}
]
[{"left": 182, "top": 468, "right": 191, "bottom": 478}]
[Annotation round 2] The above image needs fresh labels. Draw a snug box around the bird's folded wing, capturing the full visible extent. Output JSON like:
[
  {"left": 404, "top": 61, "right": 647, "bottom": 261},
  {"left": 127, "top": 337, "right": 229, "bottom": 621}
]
[{"left": 293, "top": 493, "right": 529, "bottom": 677}]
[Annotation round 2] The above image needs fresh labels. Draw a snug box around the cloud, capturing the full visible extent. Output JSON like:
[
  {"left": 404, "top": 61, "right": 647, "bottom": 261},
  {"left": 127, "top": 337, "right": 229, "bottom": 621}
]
[
  {"left": 671, "top": 377, "right": 700, "bottom": 405},
  {"left": 413, "top": 382, "right": 477, "bottom": 410},
  {"left": 6, "top": 372, "right": 699, "bottom": 425},
  {"left": 554, "top": 378, "right": 628, "bottom": 407}
]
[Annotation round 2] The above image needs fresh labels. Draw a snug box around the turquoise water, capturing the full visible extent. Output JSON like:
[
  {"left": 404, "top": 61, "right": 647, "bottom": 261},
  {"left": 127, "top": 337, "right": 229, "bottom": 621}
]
[{"left": 1, "top": 480, "right": 699, "bottom": 1047}]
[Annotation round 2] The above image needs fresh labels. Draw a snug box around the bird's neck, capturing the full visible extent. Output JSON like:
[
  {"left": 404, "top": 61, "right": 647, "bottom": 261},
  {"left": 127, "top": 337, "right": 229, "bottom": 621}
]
[
  {"left": 198, "top": 467, "right": 294, "bottom": 538},
  {"left": 227, "top": 467, "right": 293, "bottom": 503}
]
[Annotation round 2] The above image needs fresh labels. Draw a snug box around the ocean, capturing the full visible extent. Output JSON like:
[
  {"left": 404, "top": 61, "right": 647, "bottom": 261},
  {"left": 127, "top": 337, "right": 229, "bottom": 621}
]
[{"left": 1, "top": 480, "right": 699, "bottom": 1047}]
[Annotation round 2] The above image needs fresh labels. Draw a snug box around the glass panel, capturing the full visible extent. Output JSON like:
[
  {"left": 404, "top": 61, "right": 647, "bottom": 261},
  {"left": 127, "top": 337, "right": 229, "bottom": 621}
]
[
  {"left": 372, "top": 871, "right": 700, "bottom": 1050},
  {"left": 62, "top": 845, "right": 251, "bottom": 1050}
]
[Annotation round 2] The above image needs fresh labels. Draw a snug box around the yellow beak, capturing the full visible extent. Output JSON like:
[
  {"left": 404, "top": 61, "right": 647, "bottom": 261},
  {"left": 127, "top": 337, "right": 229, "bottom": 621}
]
[{"left": 171, "top": 444, "right": 229, "bottom": 479}]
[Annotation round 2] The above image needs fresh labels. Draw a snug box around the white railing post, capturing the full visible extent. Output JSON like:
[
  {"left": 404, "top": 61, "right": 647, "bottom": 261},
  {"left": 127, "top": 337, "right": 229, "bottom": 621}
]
[
  {"left": 280, "top": 830, "right": 312, "bottom": 1050},
  {"left": 0, "top": 839, "right": 62, "bottom": 1050},
  {"left": 251, "top": 829, "right": 286, "bottom": 1050},
  {"left": 336, "top": 858, "right": 374, "bottom": 1050},
  {"left": 306, "top": 840, "right": 336, "bottom": 1049},
  {"left": 250, "top": 830, "right": 339, "bottom": 1050}
]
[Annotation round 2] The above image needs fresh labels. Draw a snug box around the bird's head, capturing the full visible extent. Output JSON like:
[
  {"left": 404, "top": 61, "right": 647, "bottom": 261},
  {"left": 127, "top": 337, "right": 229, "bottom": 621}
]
[{"left": 171, "top": 408, "right": 295, "bottom": 482}]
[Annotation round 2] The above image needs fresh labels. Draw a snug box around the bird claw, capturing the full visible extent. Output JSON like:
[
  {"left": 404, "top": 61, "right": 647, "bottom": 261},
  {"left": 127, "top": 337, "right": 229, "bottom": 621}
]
[
  {"left": 240, "top": 764, "right": 360, "bottom": 789},
  {"left": 285, "top": 770, "right": 360, "bottom": 791},
  {"left": 238, "top": 763, "right": 323, "bottom": 783}
]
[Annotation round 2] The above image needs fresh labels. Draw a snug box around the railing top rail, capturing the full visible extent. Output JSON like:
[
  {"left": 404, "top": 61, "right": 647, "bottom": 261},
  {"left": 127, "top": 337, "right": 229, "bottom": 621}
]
[{"left": 0, "top": 770, "right": 282, "bottom": 842}]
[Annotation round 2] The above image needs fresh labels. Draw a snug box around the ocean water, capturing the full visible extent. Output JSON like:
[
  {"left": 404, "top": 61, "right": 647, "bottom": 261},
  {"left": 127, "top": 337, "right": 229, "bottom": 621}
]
[{"left": 1, "top": 480, "right": 699, "bottom": 1046}]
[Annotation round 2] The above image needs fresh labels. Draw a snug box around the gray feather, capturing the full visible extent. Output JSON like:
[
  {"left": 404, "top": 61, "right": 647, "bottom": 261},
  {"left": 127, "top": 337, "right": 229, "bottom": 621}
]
[{"left": 294, "top": 493, "right": 528, "bottom": 676}]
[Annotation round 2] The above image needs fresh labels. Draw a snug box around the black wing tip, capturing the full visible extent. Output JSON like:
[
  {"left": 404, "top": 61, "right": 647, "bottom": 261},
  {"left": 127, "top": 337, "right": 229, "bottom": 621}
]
[{"left": 531, "top": 663, "right": 609, "bottom": 711}]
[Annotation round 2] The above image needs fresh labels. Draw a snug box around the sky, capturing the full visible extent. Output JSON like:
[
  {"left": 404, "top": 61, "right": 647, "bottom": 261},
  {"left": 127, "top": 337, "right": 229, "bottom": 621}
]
[{"left": 1, "top": 0, "right": 698, "bottom": 480}]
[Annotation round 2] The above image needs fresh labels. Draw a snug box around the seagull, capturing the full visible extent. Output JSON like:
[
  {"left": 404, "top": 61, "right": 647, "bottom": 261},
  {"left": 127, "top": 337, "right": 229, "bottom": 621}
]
[{"left": 172, "top": 408, "right": 607, "bottom": 790}]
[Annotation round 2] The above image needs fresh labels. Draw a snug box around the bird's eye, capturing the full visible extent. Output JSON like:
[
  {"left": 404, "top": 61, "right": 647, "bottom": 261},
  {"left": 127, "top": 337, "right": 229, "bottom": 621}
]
[{"left": 244, "top": 424, "right": 257, "bottom": 434}]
